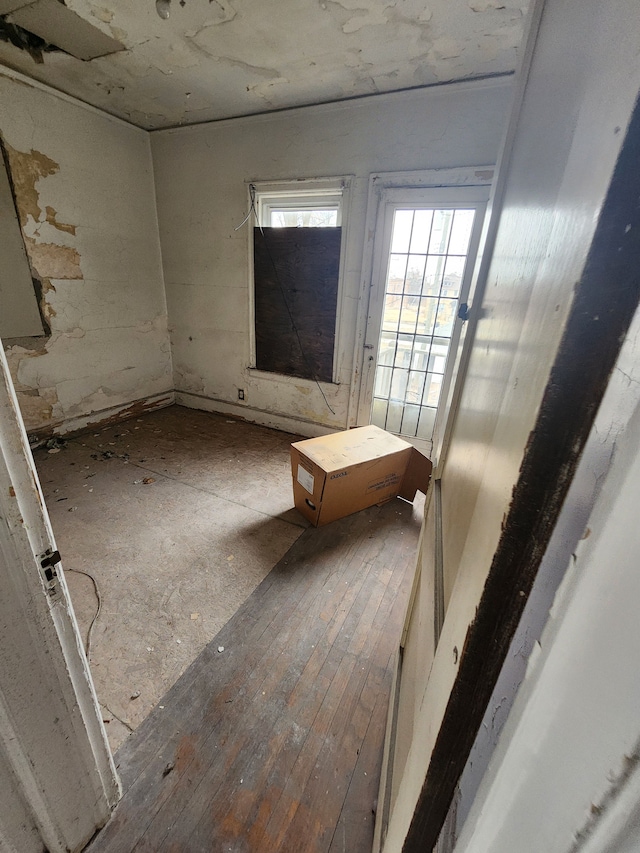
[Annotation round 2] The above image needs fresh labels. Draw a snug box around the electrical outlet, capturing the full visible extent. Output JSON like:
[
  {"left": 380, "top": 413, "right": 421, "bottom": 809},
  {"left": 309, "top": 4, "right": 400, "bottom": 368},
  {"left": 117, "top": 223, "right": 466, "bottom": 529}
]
[{"left": 238, "top": 389, "right": 245, "bottom": 401}]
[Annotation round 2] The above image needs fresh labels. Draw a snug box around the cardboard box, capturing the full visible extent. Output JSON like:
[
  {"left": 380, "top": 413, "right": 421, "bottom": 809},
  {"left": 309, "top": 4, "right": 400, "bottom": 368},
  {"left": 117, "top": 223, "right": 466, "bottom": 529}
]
[{"left": 290, "top": 425, "right": 432, "bottom": 527}]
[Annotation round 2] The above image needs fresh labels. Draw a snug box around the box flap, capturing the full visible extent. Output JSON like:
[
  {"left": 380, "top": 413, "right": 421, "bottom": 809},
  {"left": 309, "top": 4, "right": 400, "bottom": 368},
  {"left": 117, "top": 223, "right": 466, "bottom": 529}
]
[
  {"left": 398, "top": 447, "right": 433, "bottom": 501},
  {"left": 291, "top": 425, "right": 411, "bottom": 473}
]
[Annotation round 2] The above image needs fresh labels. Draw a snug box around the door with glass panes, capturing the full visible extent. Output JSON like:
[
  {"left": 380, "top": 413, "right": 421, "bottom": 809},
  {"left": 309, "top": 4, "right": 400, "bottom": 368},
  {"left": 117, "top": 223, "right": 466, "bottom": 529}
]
[{"left": 358, "top": 186, "right": 488, "bottom": 458}]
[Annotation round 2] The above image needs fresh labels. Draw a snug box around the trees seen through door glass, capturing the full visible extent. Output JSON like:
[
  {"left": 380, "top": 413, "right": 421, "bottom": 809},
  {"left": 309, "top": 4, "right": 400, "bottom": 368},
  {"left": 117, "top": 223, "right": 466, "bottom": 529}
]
[{"left": 371, "top": 207, "right": 475, "bottom": 440}]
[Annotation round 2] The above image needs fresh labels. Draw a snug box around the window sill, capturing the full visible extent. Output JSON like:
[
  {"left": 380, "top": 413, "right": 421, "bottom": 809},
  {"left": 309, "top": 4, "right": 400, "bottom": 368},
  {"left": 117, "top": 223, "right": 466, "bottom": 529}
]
[{"left": 247, "top": 367, "right": 339, "bottom": 386}]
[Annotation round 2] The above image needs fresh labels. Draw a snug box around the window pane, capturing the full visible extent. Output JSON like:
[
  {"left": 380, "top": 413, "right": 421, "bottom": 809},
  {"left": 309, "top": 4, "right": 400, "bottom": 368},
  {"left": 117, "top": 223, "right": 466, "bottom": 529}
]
[
  {"left": 406, "top": 255, "right": 426, "bottom": 295},
  {"left": 424, "top": 255, "right": 445, "bottom": 295},
  {"left": 423, "top": 372, "right": 443, "bottom": 407},
  {"left": 386, "top": 400, "right": 404, "bottom": 434},
  {"left": 391, "top": 210, "right": 413, "bottom": 253},
  {"left": 399, "top": 296, "right": 420, "bottom": 334},
  {"left": 400, "top": 404, "right": 421, "bottom": 437},
  {"left": 428, "top": 339, "right": 448, "bottom": 374},
  {"left": 434, "top": 298, "right": 456, "bottom": 337},
  {"left": 417, "top": 297, "right": 438, "bottom": 335},
  {"left": 394, "top": 334, "right": 413, "bottom": 367},
  {"left": 374, "top": 365, "right": 392, "bottom": 398},
  {"left": 408, "top": 209, "right": 434, "bottom": 254},
  {"left": 382, "top": 294, "right": 402, "bottom": 332},
  {"left": 417, "top": 406, "right": 437, "bottom": 440},
  {"left": 442, "top": 255, "right": 466, "bottom": 299},
  {"left": 387, "top": 254, "right": 408, "bottom": 292},
  {"left": 378, "top": 330, "right": 397, "bottom": 365},
  {"left": 371, "top": 397, "right": 388, "bottom": 429},
  {"left": 411, "top": 335, "right": 432, "bottom": 370},
  {"left": 448, "top": 209, "right": 475, "bottom": 254},
  {"left": 270, "top": 209, "right": 338, "bottom": 227},
  {"left": 429, "top": 209, "right": 454, "bottom": 254},
  {"left": 407, "top": 370, "right": 426, "bottom": 404},
  {"left": 390, "top": 368, "right": 409, "bottom": 401}
]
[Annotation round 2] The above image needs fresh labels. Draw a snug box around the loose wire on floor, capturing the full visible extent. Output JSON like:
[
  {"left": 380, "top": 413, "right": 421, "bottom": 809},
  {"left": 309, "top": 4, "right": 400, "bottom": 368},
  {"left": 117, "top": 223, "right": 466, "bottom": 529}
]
[
  {"left": 66, "top": 566, "right": 102, "bottom": 659},
  {"left": 66, "top": 567, "right": 135, "bottom": 733},
  {"left": 102, "top": 703, "right": 134, "bottom": 733}
]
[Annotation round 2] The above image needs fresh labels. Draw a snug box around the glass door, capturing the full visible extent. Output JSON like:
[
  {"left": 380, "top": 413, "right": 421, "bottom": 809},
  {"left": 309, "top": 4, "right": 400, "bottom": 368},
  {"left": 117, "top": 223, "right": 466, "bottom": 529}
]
[{"left": 358, "top": 187, "right": 488, "bottom": 456}]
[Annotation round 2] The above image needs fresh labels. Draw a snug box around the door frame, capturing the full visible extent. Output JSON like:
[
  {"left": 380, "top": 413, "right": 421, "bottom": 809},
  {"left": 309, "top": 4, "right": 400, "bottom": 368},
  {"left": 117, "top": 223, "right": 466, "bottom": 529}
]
[{"left": 347, "top": 167, "right": 495, "bottom": 456}]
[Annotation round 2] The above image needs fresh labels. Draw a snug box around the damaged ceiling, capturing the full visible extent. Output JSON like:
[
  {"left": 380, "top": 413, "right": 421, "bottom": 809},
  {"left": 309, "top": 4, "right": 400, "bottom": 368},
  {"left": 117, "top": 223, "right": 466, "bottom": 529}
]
[{"left": 0, "top": 0, "right": 528, "bottom": 129}]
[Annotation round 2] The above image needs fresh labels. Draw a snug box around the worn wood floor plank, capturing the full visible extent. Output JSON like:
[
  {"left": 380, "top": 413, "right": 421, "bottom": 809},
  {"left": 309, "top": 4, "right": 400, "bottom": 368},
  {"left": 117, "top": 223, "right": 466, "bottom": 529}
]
[
  {"left": 86, "top": 499, "right": 421, "bottom": 853},
  {"left": 132, "top": 519, "right": 387, "bottom": 852}
]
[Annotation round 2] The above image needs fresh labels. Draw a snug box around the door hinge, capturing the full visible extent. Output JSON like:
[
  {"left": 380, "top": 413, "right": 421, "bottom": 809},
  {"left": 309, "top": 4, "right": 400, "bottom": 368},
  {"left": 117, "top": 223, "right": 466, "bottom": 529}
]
[
  {"left": 457, "top": 302, "right": 470, "bottom": 322},
  {"left": 40, "top": 549, "right": 61, "bottom": 596}
]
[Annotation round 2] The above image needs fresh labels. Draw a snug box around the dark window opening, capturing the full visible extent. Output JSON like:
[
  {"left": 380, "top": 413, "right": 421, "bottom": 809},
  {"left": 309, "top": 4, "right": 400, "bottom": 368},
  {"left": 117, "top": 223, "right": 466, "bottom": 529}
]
[{"left": 253, "top": 226, "right": 342, "bottom": 383}]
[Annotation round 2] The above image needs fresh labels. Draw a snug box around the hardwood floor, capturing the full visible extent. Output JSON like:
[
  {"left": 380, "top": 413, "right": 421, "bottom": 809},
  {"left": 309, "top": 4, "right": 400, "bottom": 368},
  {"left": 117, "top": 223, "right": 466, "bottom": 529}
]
[{"left": 86, "top": 497, "right": 422, "bottom": 853}]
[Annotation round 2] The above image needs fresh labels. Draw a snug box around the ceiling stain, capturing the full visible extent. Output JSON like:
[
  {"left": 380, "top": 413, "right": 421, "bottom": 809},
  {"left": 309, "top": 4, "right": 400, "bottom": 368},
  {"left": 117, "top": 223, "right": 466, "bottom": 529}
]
[{"left": 0, "top": 0, "right": 528, "bottom": 129}]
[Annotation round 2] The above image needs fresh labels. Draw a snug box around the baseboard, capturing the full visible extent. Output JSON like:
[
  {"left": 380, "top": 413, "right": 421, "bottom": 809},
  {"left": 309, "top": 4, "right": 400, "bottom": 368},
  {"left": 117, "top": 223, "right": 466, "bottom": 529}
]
[
  {"left": 373, "top": 649, "right": 403, "bottom": 853},
  {"left": 27, "top": 391, "right": 175, "bottom": 446},
  {"left": 175, "top": 391, "right": 341, "bottom": 438}
]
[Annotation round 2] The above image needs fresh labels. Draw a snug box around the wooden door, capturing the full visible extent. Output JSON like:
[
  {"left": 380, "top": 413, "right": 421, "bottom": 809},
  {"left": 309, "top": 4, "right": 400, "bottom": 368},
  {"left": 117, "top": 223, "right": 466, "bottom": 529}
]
[{"left": 0, "top": 345, "right": 119, "bottom": 852}]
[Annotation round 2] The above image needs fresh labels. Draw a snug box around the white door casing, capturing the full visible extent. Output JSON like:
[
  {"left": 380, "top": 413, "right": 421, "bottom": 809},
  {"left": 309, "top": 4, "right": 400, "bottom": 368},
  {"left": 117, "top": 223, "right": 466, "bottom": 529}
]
[{"left": 0, "top": 343, "right": 119, "bottom": 853}]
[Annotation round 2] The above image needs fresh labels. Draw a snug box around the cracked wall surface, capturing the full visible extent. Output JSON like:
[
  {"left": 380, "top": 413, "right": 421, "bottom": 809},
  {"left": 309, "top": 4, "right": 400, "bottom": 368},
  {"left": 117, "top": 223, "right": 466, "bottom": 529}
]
[
  {"left": 0, "top": 74, "right": 173, "bottom": 438},
  {"left": 0, "top": 0, "right": 527, "bottom": 129}
]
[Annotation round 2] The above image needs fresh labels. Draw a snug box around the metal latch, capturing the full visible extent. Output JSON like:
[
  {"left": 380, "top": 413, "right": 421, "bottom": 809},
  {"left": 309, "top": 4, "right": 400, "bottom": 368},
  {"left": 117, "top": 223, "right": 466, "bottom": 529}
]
[
  {"left": 457, "top": 302, "right": 470, "bottom": 322},
  {"left": 40, "top": 549, "right": 61, "bottom": 595}
]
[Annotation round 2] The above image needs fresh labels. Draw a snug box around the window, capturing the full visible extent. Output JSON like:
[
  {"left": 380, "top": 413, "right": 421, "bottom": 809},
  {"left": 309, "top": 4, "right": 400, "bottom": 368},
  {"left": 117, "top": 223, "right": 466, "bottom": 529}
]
[
  {"left": 257, "top": 190, "right": 343, "bottom": 229},
  {"left": 251, "top": 182, "right": 347, "bottom": 383}
]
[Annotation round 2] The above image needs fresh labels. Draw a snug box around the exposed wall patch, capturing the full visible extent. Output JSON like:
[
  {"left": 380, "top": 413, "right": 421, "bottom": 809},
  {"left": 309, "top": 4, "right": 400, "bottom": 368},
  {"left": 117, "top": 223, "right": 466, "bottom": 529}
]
[
  {"left": 3, "top": 141, "right": 58, "bottom": 227},
  {"left": 24, "top": 237, "right": 82, "bottom": 280}
]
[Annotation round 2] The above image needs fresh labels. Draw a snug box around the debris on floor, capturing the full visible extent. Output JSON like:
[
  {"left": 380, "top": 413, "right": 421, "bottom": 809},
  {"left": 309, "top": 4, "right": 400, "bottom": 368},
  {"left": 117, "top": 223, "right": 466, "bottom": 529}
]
[{"left": 33, "top": 405, "right": 310, "bottom": 752}]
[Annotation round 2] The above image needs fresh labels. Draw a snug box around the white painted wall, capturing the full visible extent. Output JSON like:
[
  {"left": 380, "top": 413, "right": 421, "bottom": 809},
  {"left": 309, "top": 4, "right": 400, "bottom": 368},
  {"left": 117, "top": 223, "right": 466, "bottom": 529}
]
[
  {"left": 0, "top": 69, "right": 173, "bottom": 438},
  {"left": 151, "top": 80, "right": 513, "bottom": 436}
]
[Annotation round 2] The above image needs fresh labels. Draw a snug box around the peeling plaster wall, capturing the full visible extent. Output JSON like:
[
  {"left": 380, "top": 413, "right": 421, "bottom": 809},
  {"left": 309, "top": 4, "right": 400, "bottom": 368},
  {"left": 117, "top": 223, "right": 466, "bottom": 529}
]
[
  {"left": 0, "top": 73, "right": 173, "bottom": 437},
  {"left": 151, "top": 79, "right": 512, "bottom": 434}
]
